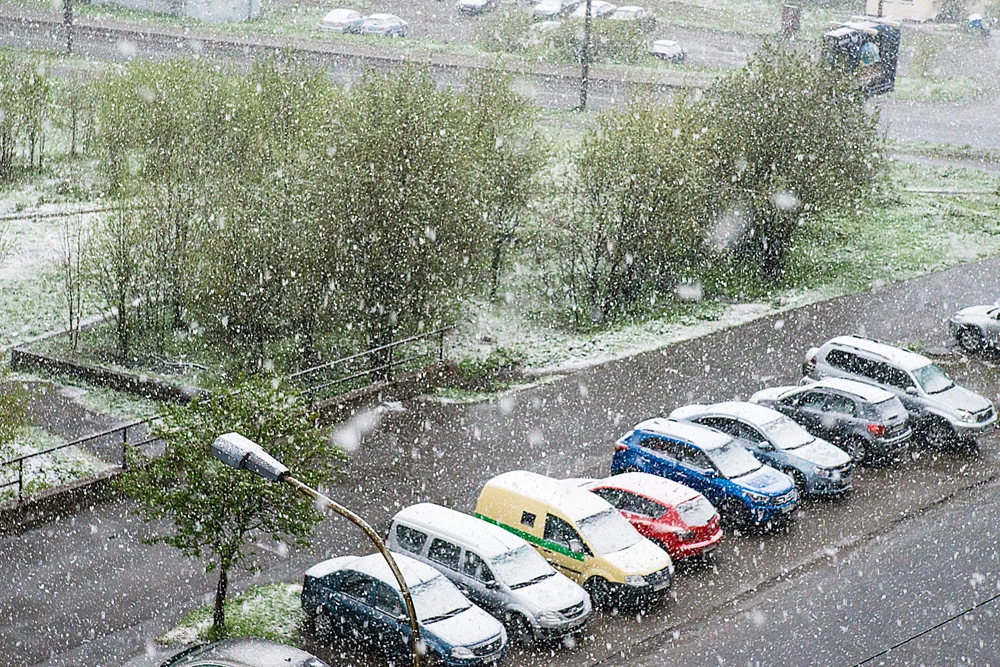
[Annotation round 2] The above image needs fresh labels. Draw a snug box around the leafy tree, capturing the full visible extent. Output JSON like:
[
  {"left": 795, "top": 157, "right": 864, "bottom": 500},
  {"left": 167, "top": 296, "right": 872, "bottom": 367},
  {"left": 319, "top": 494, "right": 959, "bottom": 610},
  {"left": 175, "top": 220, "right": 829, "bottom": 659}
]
[
  {"left": 88, "top": 207, "right": 144, "bottom": 361},
  {"left": 118, "top": 379, "right": 343, "bottom": 636},
  {"left": 708, "top": 41, "right": 885, "bottom": 282},
  {"left": 0, "top": 370, "right": 29, "bottom": 458}
]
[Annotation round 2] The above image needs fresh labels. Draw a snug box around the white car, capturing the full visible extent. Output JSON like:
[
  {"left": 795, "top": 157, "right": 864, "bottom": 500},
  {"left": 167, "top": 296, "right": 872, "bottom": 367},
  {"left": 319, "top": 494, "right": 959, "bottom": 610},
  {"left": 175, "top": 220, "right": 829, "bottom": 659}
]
[
  {"left": 949, "top": 303, "right": 1000, "bottom": 352},
  {"left": 570, "top": 1, "right": 617, "bottom": 18},
  {"left": 650, "top": 39, "right": 685, "bottom": 62},
  {"left": 358, "top": 13, "right": 408, "bottom": 37},
  {"left": 610, "top": 5, "right": 649, "bottom": 21},
  {"left": 456, "top": 0, "right": 498, "bottom": 13},
  {"left": 533, "top": 0, "right": 581, "bottom": 18},
  {"left": 319, "top": 8, "right": 364, "bottom": 32}
]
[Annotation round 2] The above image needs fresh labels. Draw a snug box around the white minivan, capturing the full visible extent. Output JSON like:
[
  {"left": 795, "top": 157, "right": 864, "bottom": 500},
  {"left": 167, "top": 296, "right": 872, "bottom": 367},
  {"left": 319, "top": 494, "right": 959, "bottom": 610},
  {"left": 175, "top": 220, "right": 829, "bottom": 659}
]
[{"left": 387, "top": 503, "right": 592, "bottom": 644}]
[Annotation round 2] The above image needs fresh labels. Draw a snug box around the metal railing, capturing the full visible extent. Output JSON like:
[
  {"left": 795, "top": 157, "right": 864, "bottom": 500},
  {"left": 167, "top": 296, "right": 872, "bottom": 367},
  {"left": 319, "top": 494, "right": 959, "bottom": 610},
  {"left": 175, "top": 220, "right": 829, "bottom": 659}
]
[
  {"left": 0, "top": 417, "right": 162, "bottom": 504},
  {"left": 289, "top": 326, "right": 455, "bottom": 406}
]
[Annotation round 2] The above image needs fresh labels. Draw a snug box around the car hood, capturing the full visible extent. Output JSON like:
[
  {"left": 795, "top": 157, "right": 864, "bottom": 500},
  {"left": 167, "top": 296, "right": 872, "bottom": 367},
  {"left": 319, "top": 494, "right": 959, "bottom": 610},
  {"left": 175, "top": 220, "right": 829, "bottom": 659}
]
[
  {"left": 789, "top": 439, "right": 851, "bottom": 469},
  {"left": 424, "top": 605, "right": 503, "bottom": 650},
  {"left": 458, "top": 0, "right": 488, "bottom": 6},
  {"left": 601, "top": 538, "right": 673, "bottom": 576},
  {"left": 750, "top": 386, "right": 795, "bottom": 405},
  {"left": 733, "top": 465, "right": 792, "bottom": 495},
  {"left": 515, "top": 572, "right": 587, "bottom": 613},
  {"left": 952, "top": 305, "right": 994, "bottom": 322},
  {"left": 928, "top": 384, "right": 992, "bottom": 415}
]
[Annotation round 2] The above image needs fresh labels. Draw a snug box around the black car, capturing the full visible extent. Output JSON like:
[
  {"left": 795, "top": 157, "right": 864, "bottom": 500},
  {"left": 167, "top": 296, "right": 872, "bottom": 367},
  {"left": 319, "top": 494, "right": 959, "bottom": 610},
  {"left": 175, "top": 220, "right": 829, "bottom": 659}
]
[
  {"left": 750, "top": 377, "right": 911, "bottom": 464},
  {"left": 161, "top": 638, "right": 329, "bottom": 667}
]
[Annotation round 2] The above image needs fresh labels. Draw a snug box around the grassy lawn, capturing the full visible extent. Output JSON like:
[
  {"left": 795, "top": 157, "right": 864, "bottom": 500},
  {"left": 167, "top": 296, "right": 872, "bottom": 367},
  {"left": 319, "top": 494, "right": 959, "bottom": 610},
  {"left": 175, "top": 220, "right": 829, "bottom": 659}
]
[{"left": 0, "top": 425, "right": 112, "bottom": 501}]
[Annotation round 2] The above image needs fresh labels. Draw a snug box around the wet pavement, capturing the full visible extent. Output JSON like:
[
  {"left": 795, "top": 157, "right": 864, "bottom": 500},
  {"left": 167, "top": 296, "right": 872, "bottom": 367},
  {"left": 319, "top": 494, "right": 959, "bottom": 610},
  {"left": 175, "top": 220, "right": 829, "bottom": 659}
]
[{"left": 4, "top": 256, "right": 1000, "bottom": 667}]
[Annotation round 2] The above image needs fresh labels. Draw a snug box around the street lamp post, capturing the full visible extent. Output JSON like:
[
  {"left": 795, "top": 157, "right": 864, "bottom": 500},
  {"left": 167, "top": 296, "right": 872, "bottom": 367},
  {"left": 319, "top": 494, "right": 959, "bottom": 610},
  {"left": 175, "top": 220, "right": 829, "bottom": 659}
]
[{"left": 211, "top": 432, "right": 422, "bottom": 667}]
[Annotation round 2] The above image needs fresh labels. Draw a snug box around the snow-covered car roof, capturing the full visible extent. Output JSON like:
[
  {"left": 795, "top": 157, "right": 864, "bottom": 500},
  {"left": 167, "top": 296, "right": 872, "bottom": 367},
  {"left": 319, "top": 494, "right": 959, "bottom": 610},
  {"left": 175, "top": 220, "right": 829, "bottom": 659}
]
[
  {"left": 630, "top": 417, "right": 732, "bottom": 450},
  {"left": 485, "top": 470, "right": 613, "bottom": 522},
  {"left": 570, "top": 1, "right": 615, "bottom": 16},
  {"left": 304, "top": 552, "right": 441, "bottom": 590},
  {"left": 671, "top": 401, "right": 785, "bottom": 427},
  {"left": 807, "top": 377, "right": 898, "bottom": 403},
  {"left": 652, "top": 39, "right": 680, "bottom": 48},
  {"left": 393, "top": 503, "right": 528, "bottom": 559},
  {"left": 585, "top": 472, "right": 700, "bottom": 507},
  {"left": 166, "top": 638, "right": 328, "bottom": 667},
  {"left": 366, "top": 13, "right": 402, "bottom": 21},
  {"left": 321, "top": 8, "right": 360, "bottom": 20},
  {"left": 826, "top": 335, "right": 931, "bottom": 372}
]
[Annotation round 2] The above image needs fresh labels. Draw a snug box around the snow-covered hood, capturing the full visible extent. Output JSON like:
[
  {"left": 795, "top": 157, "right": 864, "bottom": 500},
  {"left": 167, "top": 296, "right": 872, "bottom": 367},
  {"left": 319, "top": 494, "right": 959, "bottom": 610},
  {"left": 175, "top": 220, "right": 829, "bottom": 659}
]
[
  {"left": 789, "top": 439, "right": 851, "bottom": 469},
  {"left": 424, "top": 605, "right": 503, "bottom": 650},
  {"left": 928, "top": 384, "right": 992, "bottom": 415},
  {"left": 601, "top": 538, "right": 672, "bottom": 576},
  {"left": 515, "top": 571, "right": 586, "bottom": 614},
  {"left": 952, "top": 305, "right": 995, "bottom": 322},
  {"left": 458, "top": 0, "right": 488, "bottom": 7},
  {"left": 750, "top": 386, "right": 795, "bottom": 406},
  {"left": 734, "top": 465, "right": 792, "bottom": 496}
]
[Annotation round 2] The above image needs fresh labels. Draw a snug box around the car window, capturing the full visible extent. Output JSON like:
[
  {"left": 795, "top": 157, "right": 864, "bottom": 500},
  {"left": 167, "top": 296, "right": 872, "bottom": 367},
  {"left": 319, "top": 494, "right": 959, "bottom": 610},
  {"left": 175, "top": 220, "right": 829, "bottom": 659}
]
[
  {"left": 394, "top": 525, "right": 428, "bottom": 554},
  {"left": 912, "top": 364, "right": 954, "bottom": 394},
  {"left": 374, "top": 582, "right": 404, "bottom": 617},
  {"left": 590, "top": 486, "right": 626, "bottom": 508},
  {"left": 638, "top": 435, "right": 673, "bottom": 456},
  {"left": 619, "top": 491, "right": 667, "bottom": 519},
  {"left": 824, "top": 394, "right": 856, "bottom": 416},
  {"left": 520, "top": 511, "right": 536, "bottom": 528},
  {"left": 798, "top": 391, "right": 828, "bottom": 410},
  {"left": 428, "top": 539, "right": 462, "bottom": 570},
  {"left": 676, "top": 443, "right": 714, "bottom": 471},
  {"left": 339, "top": 573, "right": 373, "bottom": 604},
  {"left": 544, "top": 514, "right": 586, "bottom": 553},
  {"left": 826, "top": 349, "right": 862, "bottom": 374},
  {"left": 694, "top": 416, "right": 735, "bottom": 435},
  {"left": 869, "top": 361, "right": 911, "bottom": 390},
  {"left": 462, "top": 551, "right": 495, "bottom": 584},
  {"left": 676, "top": 496, "right": 716, "bottom": 526}
]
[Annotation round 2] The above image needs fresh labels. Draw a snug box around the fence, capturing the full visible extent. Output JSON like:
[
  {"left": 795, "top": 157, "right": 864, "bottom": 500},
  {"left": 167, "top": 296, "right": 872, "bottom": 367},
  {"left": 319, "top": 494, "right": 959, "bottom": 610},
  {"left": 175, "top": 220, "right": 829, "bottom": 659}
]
[{"left": 0, "top": 417, "right": 161, "bottom": 504}]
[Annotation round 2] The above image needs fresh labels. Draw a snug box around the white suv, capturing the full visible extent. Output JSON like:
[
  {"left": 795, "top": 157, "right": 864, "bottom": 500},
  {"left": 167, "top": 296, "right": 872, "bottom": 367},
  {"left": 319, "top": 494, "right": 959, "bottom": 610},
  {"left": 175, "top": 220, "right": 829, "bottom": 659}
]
[{"left": 803, "top": 335, "right": 996, "bottom": 446}]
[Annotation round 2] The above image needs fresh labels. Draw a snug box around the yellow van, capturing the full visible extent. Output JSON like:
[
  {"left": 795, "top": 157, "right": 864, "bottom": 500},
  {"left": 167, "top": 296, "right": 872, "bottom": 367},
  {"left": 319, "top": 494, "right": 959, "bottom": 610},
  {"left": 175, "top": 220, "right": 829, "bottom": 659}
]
[{"left": 474, "top": 470, "right": 674, "bottom": 608}]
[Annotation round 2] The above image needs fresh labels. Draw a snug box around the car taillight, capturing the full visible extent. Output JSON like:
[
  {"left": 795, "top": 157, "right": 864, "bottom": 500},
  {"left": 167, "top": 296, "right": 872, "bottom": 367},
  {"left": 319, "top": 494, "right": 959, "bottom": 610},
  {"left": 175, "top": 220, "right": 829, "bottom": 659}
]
[
  {"left": 614, "top": 443, "right": 628, "bottom": 452},
  {"left": 867, "top": 423, "right": 886, "bottom": 437}
]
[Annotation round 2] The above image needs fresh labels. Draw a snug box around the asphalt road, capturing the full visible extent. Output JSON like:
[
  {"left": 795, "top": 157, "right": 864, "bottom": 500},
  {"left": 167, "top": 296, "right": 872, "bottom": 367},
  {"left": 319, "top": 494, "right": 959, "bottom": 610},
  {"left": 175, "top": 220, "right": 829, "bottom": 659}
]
[{"left": 4, "top": 256, "right": 1000, "bottom": 667}]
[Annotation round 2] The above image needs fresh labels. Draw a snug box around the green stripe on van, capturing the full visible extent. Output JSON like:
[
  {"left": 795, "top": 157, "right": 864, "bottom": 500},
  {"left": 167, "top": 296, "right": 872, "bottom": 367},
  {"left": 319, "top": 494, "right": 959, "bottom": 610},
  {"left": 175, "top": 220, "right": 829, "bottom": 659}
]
[{"left": 475, "top": 513, "right": 586, "bottom": 562}]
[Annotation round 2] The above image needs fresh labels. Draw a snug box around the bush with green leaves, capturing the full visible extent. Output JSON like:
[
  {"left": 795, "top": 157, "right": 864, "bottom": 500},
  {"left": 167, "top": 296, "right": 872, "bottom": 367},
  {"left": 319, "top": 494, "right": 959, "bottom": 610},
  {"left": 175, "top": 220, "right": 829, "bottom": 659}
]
[
  {"left": 0, "top": 49, "right": 53, "bottom": 180},
  {"left": 475, "top": 9, "right": 535, "bottom": 54},
  {"left": 453, "top": 347, "right": 526, "bottom": 390},
  {"left": 552, "top": 18, "right": 649, "bottom": 65}
]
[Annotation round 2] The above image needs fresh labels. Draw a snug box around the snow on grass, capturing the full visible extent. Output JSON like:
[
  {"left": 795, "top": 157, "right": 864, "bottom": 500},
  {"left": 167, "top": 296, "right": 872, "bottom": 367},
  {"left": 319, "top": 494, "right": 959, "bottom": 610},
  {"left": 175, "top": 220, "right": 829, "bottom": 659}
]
[
  {"left": 159, "top": 583, "right": 306, "bottom": 648},
  {"left": 426, "top": 375, "right": 565, "bottom": 404},
  {"left": 0, "top": 426, "right": 113, "bottom": 501}
]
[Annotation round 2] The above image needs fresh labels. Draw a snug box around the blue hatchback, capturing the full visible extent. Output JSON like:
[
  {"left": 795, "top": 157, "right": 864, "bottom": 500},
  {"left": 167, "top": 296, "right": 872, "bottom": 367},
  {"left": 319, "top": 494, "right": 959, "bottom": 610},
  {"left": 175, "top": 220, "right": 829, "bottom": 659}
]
[
  {"left": 612, "top": 418, "right": 798, "bottom": 529},
  {"left": 301, "top": 552, "right": 507, "bottom": 666}
]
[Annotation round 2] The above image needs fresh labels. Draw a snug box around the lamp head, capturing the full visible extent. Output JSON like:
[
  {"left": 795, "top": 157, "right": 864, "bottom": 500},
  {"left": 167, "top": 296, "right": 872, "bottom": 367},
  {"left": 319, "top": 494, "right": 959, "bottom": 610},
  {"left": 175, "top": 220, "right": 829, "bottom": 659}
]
[{"left": 212, "top": 432, "right": 289, "bottom": 483}]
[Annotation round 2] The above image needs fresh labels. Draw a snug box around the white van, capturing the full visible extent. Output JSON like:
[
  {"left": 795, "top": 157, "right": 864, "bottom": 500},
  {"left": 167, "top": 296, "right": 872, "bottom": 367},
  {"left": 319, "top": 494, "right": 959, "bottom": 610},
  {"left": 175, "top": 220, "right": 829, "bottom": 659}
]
[{"left": 387, "top": 503, "right": 591, "bottom": 644}]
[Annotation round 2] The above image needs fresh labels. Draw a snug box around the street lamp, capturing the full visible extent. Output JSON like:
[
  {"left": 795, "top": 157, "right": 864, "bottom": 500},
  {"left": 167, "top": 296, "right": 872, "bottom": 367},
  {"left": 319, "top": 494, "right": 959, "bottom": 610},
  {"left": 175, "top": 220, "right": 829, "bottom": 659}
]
[{"left": 211, "top": 432, "right": 422, "bottom": 667}]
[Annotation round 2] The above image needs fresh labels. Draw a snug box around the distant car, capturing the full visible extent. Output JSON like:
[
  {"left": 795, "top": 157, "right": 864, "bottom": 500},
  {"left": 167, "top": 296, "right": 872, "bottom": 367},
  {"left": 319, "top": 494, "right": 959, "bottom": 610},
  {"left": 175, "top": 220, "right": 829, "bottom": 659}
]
[
  {"left": 301, "top": 553, "right": 507, "bottom": 666},
  {"left": 575, "top": 472, "right": 722, "bottom": 560},
  {"left": 456, "top": 0, "right": 498, "bottom": 14},
  {"left": 611, "top": 418, "right": 798, "bottom": 530},
  {"left": 650, "top": 39, "right": 685, "bottom": 62},
  {"left": 319, "top": 8, "right": 364, "bottom": 32},
  {"left": 161, "top": 639, "right": 329, "bottom": 667},
  {"left": 569, "top": 1, "right": 617, "bottom": 18},
  {"left": 670, "top": 402, "right": 853, "bottom": 495},
  {"left": 609, "top": 5, "right": 651, "bottom": 24},
  {"left": 804, "top": 335, "right": 996, "bottom": 446},
  {"left": 949, "top": 303, "right": 1000, "bottom": 352},
  {"left": 527, "top": 20, "right": 563, "bottom": 44},
  {"left": 751, "top": 378, "right": 912, "bottom": 464},
  {"left": 533, "top": 0, "right": 581, "bottom": 18},
  {"left": 359, "top": 13, "right": 409, "bottom": 37}
]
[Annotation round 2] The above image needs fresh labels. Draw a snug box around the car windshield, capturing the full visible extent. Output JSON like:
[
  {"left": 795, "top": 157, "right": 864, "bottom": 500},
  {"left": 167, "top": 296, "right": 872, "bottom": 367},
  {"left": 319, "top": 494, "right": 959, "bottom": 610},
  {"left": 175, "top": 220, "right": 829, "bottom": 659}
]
[
  {"left": 577, "top": 509, "right": 643, "bottom": 556},
  {"left": 492, "top": 545, "right": 555, "bottom": 590},
  {"left": 869, "top": 397, "right": 906, "bottom": 421},
  {"left": 411, "top": 576, "right": 471, "bottom": 623},
  {"left": 912, "top": 364, "right": 954, "bottom": 395},
  {"left": 705, "top": 441, "right": 762, "bottom": 479},
  {"left": 676, "top": 496, "right": 716, "bottom": 527},
  {"left": 758, "top": 417, "right": 813, "bottom": 450}
]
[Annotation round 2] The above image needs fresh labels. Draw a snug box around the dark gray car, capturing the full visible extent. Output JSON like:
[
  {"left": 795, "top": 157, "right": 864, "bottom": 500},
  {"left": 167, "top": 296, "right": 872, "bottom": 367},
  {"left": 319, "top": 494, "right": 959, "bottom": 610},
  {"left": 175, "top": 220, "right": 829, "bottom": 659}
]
[
  {"left": 162, "top": 639, "right": 329, "bottom": 667},
  {"left": 803, "top": 335, "right": 996, "bottom": 447},
  {"left": 750, "top": 377, "right": 911, "bottom": 464},
  {"left": 949, "top": 304, "right": 1000, "bottom": 352}
]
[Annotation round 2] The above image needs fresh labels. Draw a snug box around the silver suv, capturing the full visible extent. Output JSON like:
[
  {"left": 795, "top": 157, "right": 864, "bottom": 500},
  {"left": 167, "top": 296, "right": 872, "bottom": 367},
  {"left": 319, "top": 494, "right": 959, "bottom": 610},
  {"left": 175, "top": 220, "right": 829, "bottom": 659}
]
[{"left": 803, "top": 335, "right": 996, "bottom": 446}]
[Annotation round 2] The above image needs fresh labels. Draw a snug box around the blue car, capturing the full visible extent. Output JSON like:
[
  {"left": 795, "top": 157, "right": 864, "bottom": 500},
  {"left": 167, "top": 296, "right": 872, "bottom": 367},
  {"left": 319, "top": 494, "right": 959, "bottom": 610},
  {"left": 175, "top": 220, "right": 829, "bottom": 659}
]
[
  {"left": 611, "top": 418, "right": 798, "bottom": 529},
  {"left": 301, "top": 552, "right": 507, "bottom": 666}
]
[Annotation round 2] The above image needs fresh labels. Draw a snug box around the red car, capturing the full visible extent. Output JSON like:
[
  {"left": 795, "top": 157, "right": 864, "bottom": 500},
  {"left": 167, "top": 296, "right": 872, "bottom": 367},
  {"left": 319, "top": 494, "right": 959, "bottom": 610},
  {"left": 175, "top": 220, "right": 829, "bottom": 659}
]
[{"left": 580, "top": 473, "right": 723, "bottom": 560}]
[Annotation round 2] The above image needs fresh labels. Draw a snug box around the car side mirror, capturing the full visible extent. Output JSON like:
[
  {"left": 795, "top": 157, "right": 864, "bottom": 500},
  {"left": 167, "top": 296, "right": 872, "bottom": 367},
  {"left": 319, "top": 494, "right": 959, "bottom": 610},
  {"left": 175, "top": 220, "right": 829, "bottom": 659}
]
[
  {"left": 703, "top": 468, "right": 717, "bottom": 478},
  {"left": 905, "top": 386, "right": 918, "bottom": 396},
  {"left": 569, "top": 539, "right": 585, "bottom": 554},
  {"left": 486, "top": 580, "right": 499, "bottom": 590},
  {"left": 758, "top": 441, "right": 775, "bottom": 452},
  {"left": 397, "top": 614, "right": 409, "bottom": 624}
]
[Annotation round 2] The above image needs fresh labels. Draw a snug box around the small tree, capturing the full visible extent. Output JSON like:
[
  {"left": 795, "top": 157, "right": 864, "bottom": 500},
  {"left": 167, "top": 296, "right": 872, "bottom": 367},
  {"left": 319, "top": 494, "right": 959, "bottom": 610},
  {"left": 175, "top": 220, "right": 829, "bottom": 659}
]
[
  {"left": 59, "top": 216, "right": 89, "bottom": 350},
  {"left": 708, "top": 41, "right": 885, "bottom": 282},
  {"left": 118, "top": 379, "right": 343, "bottom": 636},
  {"left": 88, "top": 206, "right": 143, "bottom": 362},
  {"left": 0, "top": 369, "right": 29, "bottom": 459}
]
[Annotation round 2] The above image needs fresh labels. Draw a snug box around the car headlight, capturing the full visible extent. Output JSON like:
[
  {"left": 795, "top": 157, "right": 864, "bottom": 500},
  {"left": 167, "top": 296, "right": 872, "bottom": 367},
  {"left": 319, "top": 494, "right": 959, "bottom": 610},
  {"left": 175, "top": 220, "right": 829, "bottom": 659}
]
[
  {"left": 956, "top": 410, "right": 976, "bottom": 424},
  {"left": 624, "top": 575, "right": 647, "bottom": 587},
  {"left": 812, "top": 466, "right": 833, "bottom": 477},
  {"left": 745, "top": 491, "right": 768, "bottom": 503},
  {"left": 451, "top": 646, "right": 475, "bottom": 659},
  {"left": 537, "top": 611, "right": 562, "bottom": 624},
  {"left": 674, "top": 529, "right": 696, "bottom": 541}
]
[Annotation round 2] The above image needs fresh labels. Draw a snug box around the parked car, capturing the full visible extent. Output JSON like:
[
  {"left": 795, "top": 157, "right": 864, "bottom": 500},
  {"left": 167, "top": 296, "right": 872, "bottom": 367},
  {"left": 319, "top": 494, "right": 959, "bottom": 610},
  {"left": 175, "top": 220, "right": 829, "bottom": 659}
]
[
  {"left": 387, "top": 502, "right": 591, "bottom": 645},
  {"left": 301, "top": 553, "right": 507, "bottom": 666},
  {"left": 611, "top": 418, "right": 798, "bottom": 530},
  {"left": 318, "top": 8, "right": 364, "bottom": 32},
  {"left": 475, "top": 470, "right": 674, "bottom": 609},
  {"left": 533, "top": 0, "right": 581, "bottom": 18},
  {"left": 751, "top": 378, "right": 912, "bottom": 464},
  {"left": 569, "top": 1, "right": 617, "bottom": 18},
  {"left": 359, "top": 13, "right": 408, "bottom": 37},
  {"left": 670, "top": 402, "right": 853, "bottom": 495},
  {"left": 573, "top": 472, "right": 722, "bottom": 560},
  {"left": 160, "top": 639, "right": 329, "bottom": 667},
  {"left": 456, "top": 0, "right": 498, "bottom": 15},
  {"left": 804, "top": 335, "right": 996, "bottom": 446},
  {"left": 650, "top": 39, "right": 685, "bottom": 62},
  {"left": 949, "top": 303, "right": 1000, "bottom": 352},
  {"left": 609, "top": 5, "right": 652, "bottom": 25}
]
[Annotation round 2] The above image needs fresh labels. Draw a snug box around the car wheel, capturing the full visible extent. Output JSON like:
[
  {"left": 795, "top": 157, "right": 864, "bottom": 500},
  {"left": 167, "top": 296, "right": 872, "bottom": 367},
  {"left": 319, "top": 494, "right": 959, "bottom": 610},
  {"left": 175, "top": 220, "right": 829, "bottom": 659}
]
[
  {"left": 846, "top": 438, "right": 869, "bottom": 465},
  {"left": 312, "top": 607, "right": 334, "bottom": 638},
  {"left": 584, "top": 576, "right": 612, "bottom": 609},
  {"left": 788, "top": 470, "right": 808, "bottom": 496},
  {"left": 922, "top": 419, "right": 956, "bottom": 450},
  {"left": 508, "top": 613, "right": 536, "bottom": 648},
  {"left": 957, "top": 327, "right": 984, "bottom": 353},
  {"left": 721, "top": 498, "right": 752, "bottom": 532}
]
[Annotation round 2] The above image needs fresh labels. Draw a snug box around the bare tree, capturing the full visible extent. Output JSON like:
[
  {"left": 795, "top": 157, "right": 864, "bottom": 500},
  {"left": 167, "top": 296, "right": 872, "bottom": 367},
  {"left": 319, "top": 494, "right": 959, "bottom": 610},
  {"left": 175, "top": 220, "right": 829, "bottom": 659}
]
[{"left": 59, "top": 215, "right": 89, "bottom": 350}]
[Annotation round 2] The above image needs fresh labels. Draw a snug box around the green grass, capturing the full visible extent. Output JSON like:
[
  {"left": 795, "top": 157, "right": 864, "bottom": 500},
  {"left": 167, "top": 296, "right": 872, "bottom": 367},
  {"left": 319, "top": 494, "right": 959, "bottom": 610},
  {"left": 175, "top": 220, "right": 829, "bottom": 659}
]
[
  {"left": 158, "top": 583, "right": 306, "bottom": 647},
  {"left": 892, "top": 76, "right": 990, "bottom": 103},
  {"left": 0, "top": 425, "right": 112, "bottom": 501}
]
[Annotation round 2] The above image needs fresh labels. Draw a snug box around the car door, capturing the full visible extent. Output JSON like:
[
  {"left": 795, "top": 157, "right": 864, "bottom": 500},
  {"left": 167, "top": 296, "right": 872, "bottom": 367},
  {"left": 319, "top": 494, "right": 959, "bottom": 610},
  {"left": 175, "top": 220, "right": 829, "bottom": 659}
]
[
  {"left": 542, "top": 514, "right": 590, "bottom": 577},
  {"left": 461, "top": 549, "right": 504, "bottom": 615},
  {"left": 671, "top": 443, "right": 720, "bottom": 504},
  {"left": 822, "top": 392, "right": 859, "bottom": 443},
  {"left": 637, "top": 436, "right": 680, "bottom": 478},
  {"left": 792, "top": 390, "right": 831, "bottom": 436},
  {"left": 332, "top": 572, "right": 375, "bottom": 643},
  {"left": 371, "top": 581, "right": 409, "bottom": 658}
]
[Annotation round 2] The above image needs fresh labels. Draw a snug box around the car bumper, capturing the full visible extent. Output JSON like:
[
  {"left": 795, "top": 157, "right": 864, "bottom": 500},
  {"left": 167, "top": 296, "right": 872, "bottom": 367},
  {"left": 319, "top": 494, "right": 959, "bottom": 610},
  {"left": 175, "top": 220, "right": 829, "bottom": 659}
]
[
  {"left": 953, "top": 416, "right": 997, "bottom": 438},
  {"left": 807, "top": 474, "right": 853, "bottom": 496},
  {"left": 535, "top": 613, "right": 589, "bottom": 639},
  {"left": 752, "top": 499, "right": 797, "bottom": 525},
  {"left": 671, "top": 530, "right": 724, "bottom": 559}
]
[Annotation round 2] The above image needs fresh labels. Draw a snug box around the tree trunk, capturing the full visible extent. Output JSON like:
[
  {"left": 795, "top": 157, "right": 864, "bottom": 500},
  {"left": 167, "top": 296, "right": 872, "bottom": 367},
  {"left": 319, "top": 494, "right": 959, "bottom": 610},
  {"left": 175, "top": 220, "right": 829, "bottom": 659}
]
[
  {"left": 212, "top": 565, "right": 229, "bottom": 635},
  {"left": 760, "top": 214, "right": 786, "bottom": 283},
  {"left": 489, "top": 235, "right": 504, "bottom": 301}
]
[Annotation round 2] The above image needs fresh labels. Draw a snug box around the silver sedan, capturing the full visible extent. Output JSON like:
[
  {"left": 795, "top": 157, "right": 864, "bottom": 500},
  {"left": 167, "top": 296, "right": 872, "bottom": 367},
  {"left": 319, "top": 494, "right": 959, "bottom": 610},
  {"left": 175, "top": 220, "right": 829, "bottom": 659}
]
[
  {"left": 949, "top": 303, "right": 1000, "bottom": 352},
  {"left": 359, "top": 13, "right": 408, "bottom": 37}
]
